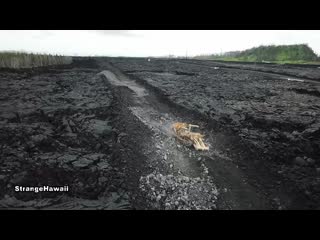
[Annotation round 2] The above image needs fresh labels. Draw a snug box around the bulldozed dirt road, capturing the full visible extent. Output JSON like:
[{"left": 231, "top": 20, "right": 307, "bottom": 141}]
[
  {"left": 98, "top": 62, "right": 273, "bottom": 210},
  {"left": 1, "top": 58, "right": 319, "bottom": 209}
]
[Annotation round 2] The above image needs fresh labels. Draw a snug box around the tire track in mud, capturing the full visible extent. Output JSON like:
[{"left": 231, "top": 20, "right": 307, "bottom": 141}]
[{"left": 98, "top": 63, "right": 275, "bottom": 210}]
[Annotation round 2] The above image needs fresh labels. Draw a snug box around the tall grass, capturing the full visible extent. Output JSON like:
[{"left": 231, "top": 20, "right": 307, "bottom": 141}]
[{"left": 0, "top": 51, "right": 73, "bottom": 69}]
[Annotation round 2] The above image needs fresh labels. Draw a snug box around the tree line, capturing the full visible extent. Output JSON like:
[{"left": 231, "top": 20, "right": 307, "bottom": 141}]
[{"left": 195, "top": 44, "right": 319, "bottom": 63}]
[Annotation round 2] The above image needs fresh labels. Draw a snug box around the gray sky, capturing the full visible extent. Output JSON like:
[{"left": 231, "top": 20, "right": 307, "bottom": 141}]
[{"left": 0, "top": 30, "right": 320, "bottom": 57}]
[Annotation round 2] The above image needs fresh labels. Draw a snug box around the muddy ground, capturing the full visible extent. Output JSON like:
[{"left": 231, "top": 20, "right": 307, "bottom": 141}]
[{"left": 0, "top": 57, "right": 319, "bottom": 209}]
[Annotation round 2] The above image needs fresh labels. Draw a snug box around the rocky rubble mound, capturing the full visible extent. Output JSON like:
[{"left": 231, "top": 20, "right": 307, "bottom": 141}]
[{"left": 139, "top": 172, "right": 219, "bottom": 210}]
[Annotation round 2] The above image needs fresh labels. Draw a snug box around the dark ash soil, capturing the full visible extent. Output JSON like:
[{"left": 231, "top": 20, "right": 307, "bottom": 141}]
[{"left": 0, "top": 57, "right": 319, "bottom": 209}]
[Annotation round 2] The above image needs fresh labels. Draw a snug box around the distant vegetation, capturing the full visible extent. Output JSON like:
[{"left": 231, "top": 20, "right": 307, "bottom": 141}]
[
  {"left": 0, "top": 51, "right": 72, "bottom": 69},
  {"left": 195, "top": 44, "right": 320, "bottom": 64}
]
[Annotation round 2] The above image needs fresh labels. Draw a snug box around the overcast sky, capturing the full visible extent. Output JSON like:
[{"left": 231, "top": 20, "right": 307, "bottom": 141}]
[{"left": 0, "top": 30, "right": 320, "bottom": 57}]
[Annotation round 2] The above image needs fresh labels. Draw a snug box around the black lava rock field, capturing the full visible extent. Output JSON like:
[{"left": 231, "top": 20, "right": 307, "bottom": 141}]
[{"left": 0, "top": 57, "right": 319, "bottom": 209}]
